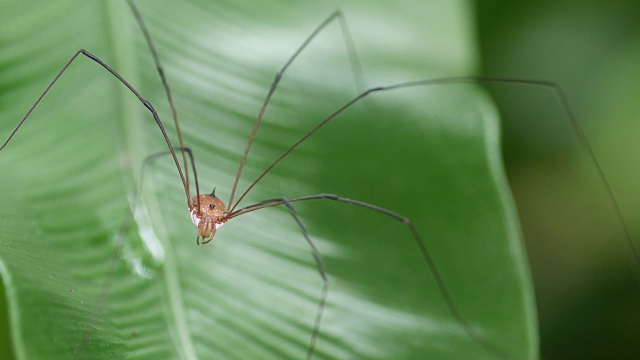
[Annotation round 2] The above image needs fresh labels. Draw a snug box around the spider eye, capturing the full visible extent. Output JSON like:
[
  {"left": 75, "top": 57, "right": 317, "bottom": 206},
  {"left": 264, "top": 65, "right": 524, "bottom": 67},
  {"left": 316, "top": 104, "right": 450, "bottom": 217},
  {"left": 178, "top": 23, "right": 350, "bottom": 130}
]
[{"left": 209, "top": 203, "right": 215, "bottom": 209}]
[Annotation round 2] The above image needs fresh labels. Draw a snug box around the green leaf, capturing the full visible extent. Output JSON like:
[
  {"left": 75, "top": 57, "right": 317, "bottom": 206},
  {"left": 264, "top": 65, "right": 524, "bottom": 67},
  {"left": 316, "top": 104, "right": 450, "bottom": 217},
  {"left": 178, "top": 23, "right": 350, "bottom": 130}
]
[{"left": 0, "top": 0, "right": 536, "bottom": 359}]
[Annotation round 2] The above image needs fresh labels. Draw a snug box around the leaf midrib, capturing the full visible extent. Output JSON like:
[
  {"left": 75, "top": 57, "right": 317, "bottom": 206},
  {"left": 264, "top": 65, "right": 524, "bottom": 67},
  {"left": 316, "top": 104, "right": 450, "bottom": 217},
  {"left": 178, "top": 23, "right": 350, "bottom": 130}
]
[{"left": 103, "top": 2, "right": 198, "bottom": 358}]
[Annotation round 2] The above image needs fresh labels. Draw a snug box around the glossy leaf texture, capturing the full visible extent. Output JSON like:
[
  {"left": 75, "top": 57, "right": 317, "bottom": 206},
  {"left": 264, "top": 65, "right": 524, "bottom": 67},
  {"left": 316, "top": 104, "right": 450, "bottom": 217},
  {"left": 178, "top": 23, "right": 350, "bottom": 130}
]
[{"left": 0, "top": 1, "right": 536, "bottom": 359}]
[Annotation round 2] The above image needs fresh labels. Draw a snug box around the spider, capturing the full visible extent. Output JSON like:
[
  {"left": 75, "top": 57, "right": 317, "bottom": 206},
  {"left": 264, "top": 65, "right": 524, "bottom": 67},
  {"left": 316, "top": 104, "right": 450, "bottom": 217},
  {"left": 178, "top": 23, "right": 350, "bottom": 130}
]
[{"left": 0, "top": 1, "right": 637, "bottom": 359}]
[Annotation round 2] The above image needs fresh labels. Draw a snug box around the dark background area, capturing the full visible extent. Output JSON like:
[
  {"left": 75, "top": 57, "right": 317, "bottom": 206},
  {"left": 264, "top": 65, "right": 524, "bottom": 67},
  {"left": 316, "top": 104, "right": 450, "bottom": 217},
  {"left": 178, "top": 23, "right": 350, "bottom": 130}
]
[{"left": 477, "top": 1, "right": 640, "bottom": 358}]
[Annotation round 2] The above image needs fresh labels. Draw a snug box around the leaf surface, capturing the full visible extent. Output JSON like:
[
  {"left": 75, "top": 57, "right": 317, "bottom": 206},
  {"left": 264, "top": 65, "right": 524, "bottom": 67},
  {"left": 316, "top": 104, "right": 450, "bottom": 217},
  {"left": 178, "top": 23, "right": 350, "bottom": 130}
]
[{"left": 0, "top": 1, "right": 536, "bottom": 359}]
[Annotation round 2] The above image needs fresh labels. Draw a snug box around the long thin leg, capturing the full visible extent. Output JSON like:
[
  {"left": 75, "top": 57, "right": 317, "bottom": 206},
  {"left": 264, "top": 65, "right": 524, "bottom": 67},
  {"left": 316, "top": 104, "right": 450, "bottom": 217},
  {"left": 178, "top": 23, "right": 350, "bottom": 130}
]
[
  {"left": 74, "top": 147, "right": 198, "bottom": 359},
  {"left": 126, "top": 0, "right": 193, "bottom": 210},
  {"left": 0, "top": 49, "right": 192, "bottom": 209},
  {"left": 226, "top": 77, "right": 640, "bottom": 280},
  {"left": 278, "top": 199, "right": 328, "bottom": 360},
  {"left": 229, "top": 194, "right": 520, "bottom": 359},
  {"left": 227, "top": 10, "right": 366, "bottom": 209}
]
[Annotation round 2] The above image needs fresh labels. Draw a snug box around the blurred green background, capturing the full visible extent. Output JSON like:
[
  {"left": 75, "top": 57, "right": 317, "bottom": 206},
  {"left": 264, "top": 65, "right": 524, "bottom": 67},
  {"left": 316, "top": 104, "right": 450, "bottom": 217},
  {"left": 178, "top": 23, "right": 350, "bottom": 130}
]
[{"left": 477, "top": 0, "right": 640, "bottom": 358}]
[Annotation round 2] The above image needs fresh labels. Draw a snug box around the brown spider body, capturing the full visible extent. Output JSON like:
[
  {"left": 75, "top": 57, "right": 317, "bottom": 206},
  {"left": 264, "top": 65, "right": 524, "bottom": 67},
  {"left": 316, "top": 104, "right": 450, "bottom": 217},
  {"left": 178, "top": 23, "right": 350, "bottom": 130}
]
[{"left": 189, "top": 192, "right": 227, "bottom": 244}]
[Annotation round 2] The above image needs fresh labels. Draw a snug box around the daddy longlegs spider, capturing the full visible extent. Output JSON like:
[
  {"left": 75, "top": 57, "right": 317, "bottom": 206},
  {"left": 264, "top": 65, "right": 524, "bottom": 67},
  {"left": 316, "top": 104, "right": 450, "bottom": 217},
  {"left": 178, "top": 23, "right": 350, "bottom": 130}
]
[{"left": 0, "top": 0, "right": 638, "bottom": 359}]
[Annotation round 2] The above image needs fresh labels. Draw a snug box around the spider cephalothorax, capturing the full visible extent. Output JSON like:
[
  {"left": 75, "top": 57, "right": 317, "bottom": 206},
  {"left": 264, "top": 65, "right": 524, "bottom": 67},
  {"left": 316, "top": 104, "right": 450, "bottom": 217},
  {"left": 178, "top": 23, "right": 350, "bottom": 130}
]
[{"left": 189, "top": 188, "right": 227, "bottom": 244}]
